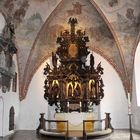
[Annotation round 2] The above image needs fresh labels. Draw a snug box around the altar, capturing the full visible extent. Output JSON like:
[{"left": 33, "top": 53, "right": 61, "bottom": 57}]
[
  {"left": 38, "top": 17, "right": 113, "bottom": 139},
  {"left": 55, "top": 112, "right": 94, "bottom": 131}
]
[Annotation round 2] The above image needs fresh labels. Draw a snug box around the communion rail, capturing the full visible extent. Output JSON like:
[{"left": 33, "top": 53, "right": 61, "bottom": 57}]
[
  {"left": 39, "top": 120, "right": 69, "bottom": 140},
  {"left": 83, "top": 117, "right": 113, "bottom": 140},
  {"left": 37, "top": 113, "right": 113, "bottom": 139}
]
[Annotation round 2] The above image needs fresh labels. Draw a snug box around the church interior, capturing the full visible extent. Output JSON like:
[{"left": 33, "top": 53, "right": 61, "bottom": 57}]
[{"left": 0, "top": 0, "right": 140, "bottom": 140}]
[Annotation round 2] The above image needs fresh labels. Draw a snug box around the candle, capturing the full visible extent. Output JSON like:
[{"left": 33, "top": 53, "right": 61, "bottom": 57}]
[
  {"left": 80, "top": 101, "right": 81, "bottom": 107},
  {"left": 128, "top": 92, "right": 131, "bottom": 105},
  {"left": 67, "top": 101, "right": 69, "bottom": 107}
]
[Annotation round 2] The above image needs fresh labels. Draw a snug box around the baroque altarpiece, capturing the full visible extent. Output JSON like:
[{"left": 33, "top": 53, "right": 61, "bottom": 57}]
[{"left": 44, "top": 18, "right": 104, "bottom": 113}]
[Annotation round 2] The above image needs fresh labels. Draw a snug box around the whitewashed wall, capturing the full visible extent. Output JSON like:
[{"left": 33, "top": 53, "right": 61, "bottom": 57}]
[
  {"left": 0, "top": 13, "right": 20, "bottom": 137},
  {"left": 18, "top": 61, "right": 49, "bottom": 130},
  {"left": 91, "top": 53, "right": 128, "bottom": 129},
  {"left": 0, "top": 97, "right": 3, "bottom": 137},
  {"left": 132, "top": 41, "right": 140, "bottom": 131},
  {"left": 0, "top": 93, "right": 19, "bottom": 137},
  {"left": 132, "top": 78, "right": 140, "bottom": 131},
  {"left": 134, "top": 41, "right": 140, "bottom": 107},
  {"left": 0, "top": 54, "right": 19, "bottom": 137},
  {"left": 0, "top": 14, "right": 5, "bottom": 137},
  {"left": 99, "top": 60, "right": 128, "bottom": 128}
]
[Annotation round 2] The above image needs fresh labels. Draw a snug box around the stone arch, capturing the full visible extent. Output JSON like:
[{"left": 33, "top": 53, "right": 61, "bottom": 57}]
[{"left": 9, "top": 106, "right": 15, "bottom": 131}]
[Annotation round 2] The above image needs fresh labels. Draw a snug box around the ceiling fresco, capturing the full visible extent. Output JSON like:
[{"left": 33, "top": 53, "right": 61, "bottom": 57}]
[
  {"left": 15, "top": 0, "right": 61, "bottom": 96},
  {"left": 0, "top": 0, "right": 62, "bottom": 98},
  {"left": 93, "top": 0, "right": 140, "bottom": 88},
  {"left": 0, "top": 0, "right": 139, "bottom": 100}
]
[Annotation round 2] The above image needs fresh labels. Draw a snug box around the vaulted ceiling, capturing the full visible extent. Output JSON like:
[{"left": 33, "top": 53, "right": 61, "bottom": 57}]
[{"left": 0, "top": 0, "right": 140, "bottom": 100}]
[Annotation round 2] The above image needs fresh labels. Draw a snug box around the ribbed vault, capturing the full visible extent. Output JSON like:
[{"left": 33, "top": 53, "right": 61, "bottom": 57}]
[{"left": 0, "top": 0, "right": 139, "bottom": 100}]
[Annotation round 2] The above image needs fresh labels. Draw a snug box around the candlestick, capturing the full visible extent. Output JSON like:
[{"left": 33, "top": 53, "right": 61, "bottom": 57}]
[
  {"left": 128, "top": 114, "right": 133, "bottom": 140},
  {"left": 127, "top": 92, "right": 132, "bottom": 114},
  {"left": 128, "top": 92, "right": 131, "bottom": 105},
  {"left": 127, "top": 93, "right": 133, "bottom": 140}
]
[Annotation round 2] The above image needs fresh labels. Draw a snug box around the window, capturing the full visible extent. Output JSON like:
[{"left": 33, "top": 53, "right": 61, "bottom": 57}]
[
  {"left": 134, "top": 41, "right": 140, "bottom": 106},
  {"left": 9, "top": 106, "right": 15, "bottom": 131}
]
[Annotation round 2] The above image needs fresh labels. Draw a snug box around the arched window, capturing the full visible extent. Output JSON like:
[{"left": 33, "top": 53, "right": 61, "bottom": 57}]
[
  {"left": 134, "top": 41, "right": 140, "bottom": 106},
  {"left": 9, "top": 106, "right": 15, "bottom": 131}
]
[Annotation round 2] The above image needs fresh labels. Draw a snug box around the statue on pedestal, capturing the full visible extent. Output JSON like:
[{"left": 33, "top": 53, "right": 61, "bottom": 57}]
[
  {"left": 90, "top": 54, "right": 94, "bottom": 71},
  {"left": 68, "top": 84, "right": 73, "bottom": 97},
  {"left": 52, "top": 52, "right": 57, "bottom": 68},
  {"left": 73, "top": 84, "right": 81, "bottom": 97}
]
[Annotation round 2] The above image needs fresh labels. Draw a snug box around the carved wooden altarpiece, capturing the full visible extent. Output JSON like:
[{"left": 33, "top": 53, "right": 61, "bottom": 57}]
[{"left": 44, "top": 18, "right": 104, "bottom": 112}]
